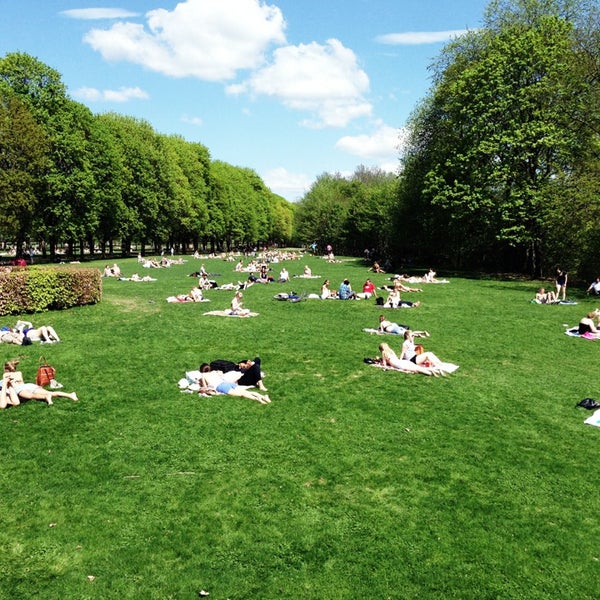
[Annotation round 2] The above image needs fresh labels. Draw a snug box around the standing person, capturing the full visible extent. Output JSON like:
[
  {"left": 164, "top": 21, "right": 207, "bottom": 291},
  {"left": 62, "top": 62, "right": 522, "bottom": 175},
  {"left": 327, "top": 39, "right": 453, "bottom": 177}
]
[{"left": 555, "top": 268, "right": 568, "bottom": 301}]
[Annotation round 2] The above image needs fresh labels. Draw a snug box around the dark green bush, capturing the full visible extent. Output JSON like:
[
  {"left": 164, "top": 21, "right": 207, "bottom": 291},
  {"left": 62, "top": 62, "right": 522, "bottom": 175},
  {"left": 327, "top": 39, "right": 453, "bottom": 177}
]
[{"left": 0, "top": 267, "right": 101, "bottom": 315}]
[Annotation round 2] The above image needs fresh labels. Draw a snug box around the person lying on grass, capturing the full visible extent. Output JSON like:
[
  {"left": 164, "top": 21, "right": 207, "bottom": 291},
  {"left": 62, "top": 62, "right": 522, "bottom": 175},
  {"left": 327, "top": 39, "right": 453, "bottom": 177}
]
[
  {"left": 198, "top": 367, "right": 271, "bottom": 404},
  {"left": 378, "top": 343, "right": 443, "bottom": 376},
  {"left": 202, "top": 357, "right": 267, "bottom": 391},
  {"left": 377, "top": 315, "right": 429, "bottom": 337},
  {"left": 1, "top": 360, "right": 78, "bottom": 408},
  {"left": 14, "top": 320, "right": 60, "bottom": 344}
]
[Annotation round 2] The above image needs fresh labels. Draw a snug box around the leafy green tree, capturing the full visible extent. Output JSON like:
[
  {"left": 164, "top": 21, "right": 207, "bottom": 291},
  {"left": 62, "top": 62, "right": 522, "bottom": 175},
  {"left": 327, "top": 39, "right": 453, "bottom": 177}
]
[
  {"left": 398, "top": 0, "right": 600, "bottom": 275},
  {"left": 160, "top": 135, "right": 211, "bottom": 252},
  {"left": 0, "top": 88, "right": 49, "bottom": 253},
  {"left": 294, "top": 173, "right": 353, "bottom": 253}
]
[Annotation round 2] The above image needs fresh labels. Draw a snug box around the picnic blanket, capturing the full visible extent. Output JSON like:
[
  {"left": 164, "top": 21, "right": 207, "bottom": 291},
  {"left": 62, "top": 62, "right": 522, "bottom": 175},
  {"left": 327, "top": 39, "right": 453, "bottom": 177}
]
[
  {"left": 532, "top": 299, "right": 578, "bottom": 305},
  {"left": 584, "top": 409, "right": 600, "bottom": 427},
  {"left": 203, "top": 310, "right": 258, "bottom": 317},
  {"left": 564, "top": 327, "right": 598, "bottom": 339},
  {"left": 368, "top": 361, "right": 459, "bottom": 374}
]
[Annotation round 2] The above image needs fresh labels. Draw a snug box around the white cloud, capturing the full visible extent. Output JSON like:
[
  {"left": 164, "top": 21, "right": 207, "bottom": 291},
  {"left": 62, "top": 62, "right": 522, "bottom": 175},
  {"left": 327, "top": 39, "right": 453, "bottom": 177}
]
[
  {"left": 376, "top": 30, "right": 469, "bottom": 45},
  {"left": 83, "top": 0, "right": 286, "bottom": 81},
  {"left": 181, "top": 114, "right": 203, "bottom": 127},
  {"left": 335, "top": 122, "right": 407, "bottom": 160},
  {"left": 228, "top": 39, "right": 372, "bottom": 128},
  {"left": 61, "top": 8, "right": 140, "bottom": 20},
  {"left": 73, "top": 86, "right": 149, "bottom": 103},
  {"left": 262, "top": 167, "right": 312, "bottom": 201}
]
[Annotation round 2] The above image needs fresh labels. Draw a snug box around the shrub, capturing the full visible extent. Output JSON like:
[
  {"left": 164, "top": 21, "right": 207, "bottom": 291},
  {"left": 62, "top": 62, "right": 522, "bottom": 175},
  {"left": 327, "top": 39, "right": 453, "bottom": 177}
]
[{"left": 0, "top": 266, "right": 102, "bottom": 315}]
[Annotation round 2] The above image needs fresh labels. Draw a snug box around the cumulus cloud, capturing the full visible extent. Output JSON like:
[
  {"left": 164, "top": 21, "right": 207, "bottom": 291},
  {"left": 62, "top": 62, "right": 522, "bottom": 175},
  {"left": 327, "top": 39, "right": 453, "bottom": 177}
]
[
  {"left": 83, "top": 0, "right": 286, "bottom": 81},
  {"left": 228, "top": 39, "right": 372, "bottom": 128},
  {"left": 73, "top": 86, "right": 149, "bottom": 103},
  {"left": 375, "top": 30, "right": 469, "bottom": 45},
  {"left": 262, "top": 167, "right": 312, "bottom": 201},
  {"left": 61, "top": 8, "right": 140, "bottom": 20},
  {"left": 335, "top": 122, "right": 407, "bottom": 171}
]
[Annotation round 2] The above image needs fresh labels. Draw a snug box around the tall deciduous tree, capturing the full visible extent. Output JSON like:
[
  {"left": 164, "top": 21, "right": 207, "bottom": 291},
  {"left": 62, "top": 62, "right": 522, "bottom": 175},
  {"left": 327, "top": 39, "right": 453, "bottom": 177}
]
[
  {"left": 0, "top": 88, "right": 49, "bottom": 253},
  {"left": 397, "top": 0, "right": 600, "bottom": 275}
]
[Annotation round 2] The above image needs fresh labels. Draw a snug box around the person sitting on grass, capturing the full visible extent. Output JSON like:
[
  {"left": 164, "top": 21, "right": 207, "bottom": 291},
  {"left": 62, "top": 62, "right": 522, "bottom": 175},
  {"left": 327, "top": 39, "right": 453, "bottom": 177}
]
[
  {"left": 378, "top": 343, "right": 442, "bottom": 376},
  {"left": 1, "top": 360, "right": 78, "bottom": 408},
  {"left": 587, "top": 277, "right": 600, "bottom": 296},
  {"left": 535, "top": 288, "right": 558, "bottom": 304},
  {"left": 383, "top": 289, "right": 420, "bottom": 309},
  {"left": 578, "top": 310, "right": 600, "bottom": 336},
  {"left": 198, "top": 367, "right": 271, "bottom": 404},
  {"left": 321, "top": 279, "right": 336, "bottom": 299},
  {"left": 228, "top": 291, "right": 251, "bottom": 316},
  {"left": 401, "top": 330, "right": 446, "bottom": 372},
  {"left": 338, "top": 279, "right": 357, "bottom": 300},
  {"left": 357, "top": 278, "right": 377, "bottom": 299}
]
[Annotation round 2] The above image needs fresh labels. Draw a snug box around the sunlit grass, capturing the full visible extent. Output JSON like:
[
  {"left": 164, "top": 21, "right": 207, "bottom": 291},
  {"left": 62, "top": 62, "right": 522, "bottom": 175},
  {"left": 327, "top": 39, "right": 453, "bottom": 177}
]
[{"left": 1, "top": 253, "right": 599, "bottom": 599}]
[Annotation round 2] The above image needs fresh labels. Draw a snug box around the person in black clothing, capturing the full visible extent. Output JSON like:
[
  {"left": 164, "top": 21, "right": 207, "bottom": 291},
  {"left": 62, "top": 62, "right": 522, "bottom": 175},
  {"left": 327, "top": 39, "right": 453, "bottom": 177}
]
[{"left": 202, "top": 357, "right": 267, "bottom": 391}]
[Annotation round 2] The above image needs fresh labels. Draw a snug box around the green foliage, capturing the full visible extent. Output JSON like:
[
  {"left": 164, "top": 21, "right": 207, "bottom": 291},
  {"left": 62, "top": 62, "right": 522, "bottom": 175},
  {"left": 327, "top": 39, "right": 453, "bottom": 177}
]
[
  {"left": 0, "top": 53, "right": 295, "bottom": 258},
  {"left": 0, "top": 267, "right": 101, "bottom": 315},
  {"left": 397, "top": 0, "right": 600, "bottom": 275},
  {"left": 293, "top": 168, "right": 396, "bottom": 255},
  {"left": 0, "top": 88, "right": 49, "bottom": 248}
]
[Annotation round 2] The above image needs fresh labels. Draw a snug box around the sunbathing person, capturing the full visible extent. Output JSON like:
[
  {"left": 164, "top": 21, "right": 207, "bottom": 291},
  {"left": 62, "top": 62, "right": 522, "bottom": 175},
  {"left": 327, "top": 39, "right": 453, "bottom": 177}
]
[
  {"left": 202, "top": 357, "right": 267, "bottom": 391},
  {"left": 356, "top": 279, "right": 378, "bottom": 299},
  {"left": 535, "top": 288, "right": 558, "bottom": 304},
  {"left": 578, "top": 311, "right": 600, "bottom": 336},
  {"left": 378, "top": 343, "right": 441, "bottom": 376},
  {"left": 198, "top": 368, "right": 271, "bottom": 404},
  {"left": 401, "top": 330, "right": 446, "bottom": 372},
  {"left": 321, "top": 279, "right": 336, "bottom": 299},
  {"left": 1, "top": 360, "right": 78, "bottom": 408},
  {"left": 384, "top": 289, "right": 420, "bottom": 309},
  {"left": 15, "top": 320, "right": 60, "bottom": 343},
  {"left": 377, "top": 315, "right": 429, "bottom": 337},
  {"left": 228, "top": 291, "right": 250, "bottom": 316},
  {"left": 0, "top": 329, "right": 25, "bottom": 345}
]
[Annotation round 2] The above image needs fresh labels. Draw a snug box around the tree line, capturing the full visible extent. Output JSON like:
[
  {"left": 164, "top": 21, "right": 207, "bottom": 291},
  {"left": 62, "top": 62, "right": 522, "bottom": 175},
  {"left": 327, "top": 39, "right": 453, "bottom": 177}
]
[
  {"left": 293, "top": 0, "right": 600, "bottom": 278},
  {"left": 0, "top": 52, "right": 295, "bottom": 260}
]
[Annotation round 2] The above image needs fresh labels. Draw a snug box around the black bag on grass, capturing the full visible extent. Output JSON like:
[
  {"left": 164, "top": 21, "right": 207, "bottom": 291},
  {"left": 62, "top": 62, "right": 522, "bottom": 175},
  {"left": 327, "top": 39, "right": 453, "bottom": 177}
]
[{"left": 576, "top": 398, "right": 600, "bottom": 410}]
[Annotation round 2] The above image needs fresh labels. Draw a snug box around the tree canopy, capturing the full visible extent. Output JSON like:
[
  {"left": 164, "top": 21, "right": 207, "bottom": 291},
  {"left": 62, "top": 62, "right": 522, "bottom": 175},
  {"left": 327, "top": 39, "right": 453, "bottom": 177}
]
[{"left": 0, "top": 52, "right": 295, "bottom": 259}]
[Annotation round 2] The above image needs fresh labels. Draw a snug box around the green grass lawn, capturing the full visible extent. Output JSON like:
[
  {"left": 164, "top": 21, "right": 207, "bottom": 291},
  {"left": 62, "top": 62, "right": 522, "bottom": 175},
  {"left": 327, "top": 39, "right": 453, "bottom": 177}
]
[{"left": 1, "top": 254, "right": 599, "bottom": 599}]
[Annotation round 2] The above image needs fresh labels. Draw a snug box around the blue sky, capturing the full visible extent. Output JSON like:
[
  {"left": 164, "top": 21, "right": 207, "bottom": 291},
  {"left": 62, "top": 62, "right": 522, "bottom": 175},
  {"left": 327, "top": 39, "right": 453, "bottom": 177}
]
[{"left": 0, "top": 0, "right": 489, "bottom": 201}]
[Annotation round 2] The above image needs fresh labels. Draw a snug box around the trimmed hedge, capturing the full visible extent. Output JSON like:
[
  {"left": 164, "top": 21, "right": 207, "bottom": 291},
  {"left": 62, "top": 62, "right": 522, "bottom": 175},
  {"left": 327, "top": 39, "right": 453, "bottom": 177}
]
[{"left": 0, "top": 267, "right": 102, "bottom": 315}]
